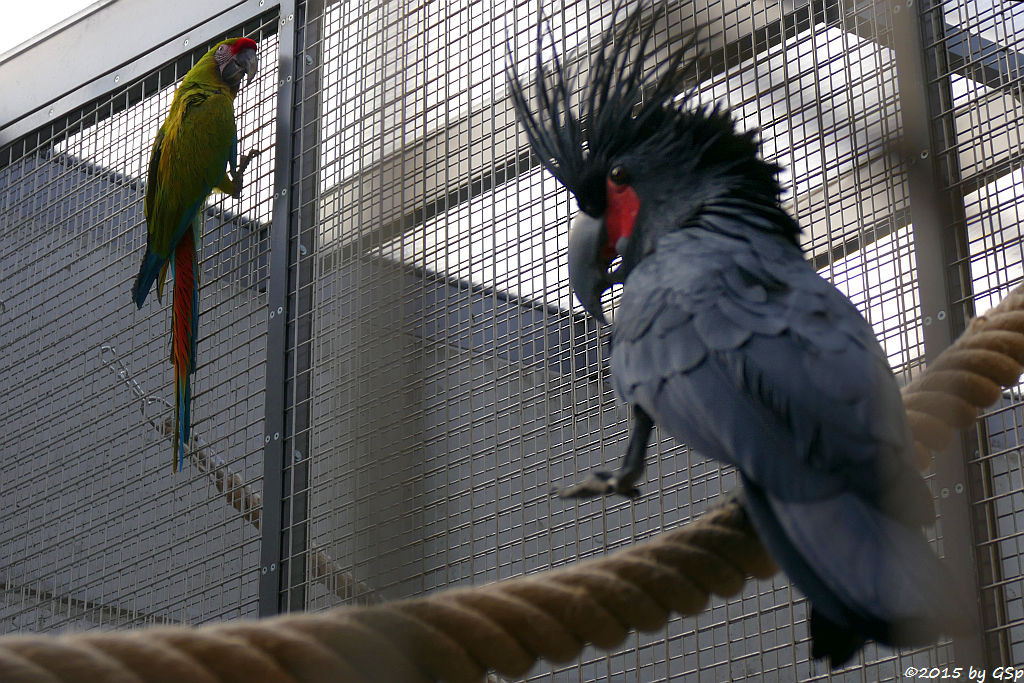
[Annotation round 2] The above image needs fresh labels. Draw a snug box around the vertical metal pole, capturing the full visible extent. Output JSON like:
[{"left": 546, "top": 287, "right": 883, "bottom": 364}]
[
  {"left": 259, "top": 0, "right": 297, "bottom": 618},
  {"left": 887, "top": 0, "right": 987, "bottom": 665},
  {"left": 280, "top": 0, "right": 322, "bottom": 613}
]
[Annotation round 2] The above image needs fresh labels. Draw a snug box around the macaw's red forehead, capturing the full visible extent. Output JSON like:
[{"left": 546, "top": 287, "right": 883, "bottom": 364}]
[{"left": 230, "top": 37, "right": 258, "bottom": 54}]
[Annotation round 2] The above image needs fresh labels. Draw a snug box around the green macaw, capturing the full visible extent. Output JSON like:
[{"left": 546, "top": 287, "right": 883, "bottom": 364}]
[{"left": 132, "top": 37, "right": 259, "bottom": 471}]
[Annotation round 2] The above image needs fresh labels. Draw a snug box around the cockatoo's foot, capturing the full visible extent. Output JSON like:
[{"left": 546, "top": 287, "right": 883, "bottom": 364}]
[{"left": 555, "top": 469, "right": 641, "bottom": 499}]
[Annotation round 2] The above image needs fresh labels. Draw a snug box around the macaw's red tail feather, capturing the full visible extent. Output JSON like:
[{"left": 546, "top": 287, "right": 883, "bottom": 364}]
[{"left": 171, "top": 228, "right": 199, "bottom": 472}]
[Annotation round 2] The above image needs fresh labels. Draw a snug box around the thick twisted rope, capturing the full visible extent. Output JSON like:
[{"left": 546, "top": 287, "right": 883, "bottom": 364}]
[
  {"left": 903, "top": 287, "right": 1024, "bottom": 467},
  {"left": 5, "top": 285, "right": 1024, "bottom": 682}
]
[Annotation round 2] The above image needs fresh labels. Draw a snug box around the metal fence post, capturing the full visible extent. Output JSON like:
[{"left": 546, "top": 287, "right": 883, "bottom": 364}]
[
  {"left": 887, "top": 0, "right": 988, "bottom": 666},
  {"left": 259, "top": 0, "right": 298, "bottom": 618},
  {"left": 279, "top": 0, "right": 323, "bottom": 613}
]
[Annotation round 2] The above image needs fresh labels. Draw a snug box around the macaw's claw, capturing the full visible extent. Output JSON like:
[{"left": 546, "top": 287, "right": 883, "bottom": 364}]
[
  {"left": 238, "top": 148, "right": 260, "bottom": 174},
  {"left": 555, "top": 470, "right": 641, "bottom": 499},
  {"left": 231, "top": 148, "right": 261, "bottom": 198}
]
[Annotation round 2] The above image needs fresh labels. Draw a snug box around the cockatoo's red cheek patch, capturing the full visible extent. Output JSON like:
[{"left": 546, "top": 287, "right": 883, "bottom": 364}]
[{"left": 604, "top": 179, "right": 640, "bottom": 261}]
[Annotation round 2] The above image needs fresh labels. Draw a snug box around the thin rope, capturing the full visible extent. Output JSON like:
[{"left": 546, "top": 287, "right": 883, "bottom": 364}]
[
  {"left": 5, "top": 284, "right": 1023, "bottom": 682},
  {"left": 99, "top": 345, "right": 379, "bottom": 605}
]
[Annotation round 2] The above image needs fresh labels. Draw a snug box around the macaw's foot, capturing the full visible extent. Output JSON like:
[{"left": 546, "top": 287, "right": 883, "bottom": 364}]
[
  {"left": 238, "top": 148, "right": 260, "bottom": 173},
  {"left": 231, "top": 148, "right": 261, "bottom": 198},
  {"left": 555, "top": 469, "right": 641, "bottom": 499}
]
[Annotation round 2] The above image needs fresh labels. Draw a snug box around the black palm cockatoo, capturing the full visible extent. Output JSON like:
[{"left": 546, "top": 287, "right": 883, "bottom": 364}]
[{"left": 508, "top": 3, "right": 968, "bottom": 667}]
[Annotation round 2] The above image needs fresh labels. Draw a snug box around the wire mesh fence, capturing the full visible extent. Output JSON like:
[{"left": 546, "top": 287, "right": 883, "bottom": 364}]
[
  {"left": 0, "top": 8, "right": 281, "bottom": 630},
  {"left": 931, "top": 0, "right": 1024, "bottom": 665},
  {"left": 0, "top": 0, "right": 1021, "bottom": 680}
]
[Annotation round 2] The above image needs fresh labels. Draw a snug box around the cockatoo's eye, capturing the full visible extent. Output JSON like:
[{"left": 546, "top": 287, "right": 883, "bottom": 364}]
[{"left": 608, "top": 165, "right": 630, "bottom": 185}]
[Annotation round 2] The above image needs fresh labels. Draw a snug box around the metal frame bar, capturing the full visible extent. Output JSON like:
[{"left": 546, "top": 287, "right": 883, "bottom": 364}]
[
  {"left": 942, "top": 24, "right": 1024, "bottom": 101},
  {"left": 0, "top": 0, "right": 269, "bottom": 147},
  {"left": 259, "top": 0, "right": 295, "bottom": 618},
  {"left": 889, "top": 0, "right": 987, "bottom": 665},
  {"left": 279, "top": 0, "right": 323, "bottom": 613}
]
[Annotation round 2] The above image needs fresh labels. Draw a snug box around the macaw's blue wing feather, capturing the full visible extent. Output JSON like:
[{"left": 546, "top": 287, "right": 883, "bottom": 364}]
[
  {"left": 132, "top": 248, "right": 165, "bottom": 308},
  {"left": 132, "top": 193, "right": 207, "bottom": 308}
]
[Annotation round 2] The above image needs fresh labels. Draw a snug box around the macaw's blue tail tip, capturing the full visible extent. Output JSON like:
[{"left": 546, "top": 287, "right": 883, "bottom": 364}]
[
  {"left": 175, "top": 378, "right": 191, "bottom": 474},
  {"left": 131, "top": 276, "right": 146, "bottom": 308},
  {"left": 132, "top": 249, "right": 162, "bottom": 308},
  {"left": 173, "top": 426, "right": 188, "bottom": 473}
]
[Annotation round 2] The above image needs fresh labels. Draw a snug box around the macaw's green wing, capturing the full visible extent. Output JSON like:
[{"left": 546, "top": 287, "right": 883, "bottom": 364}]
[
  {"left": 145, "top": 88, "right": 237, "bottom": 261},
  {"left": 144, "top": 124, "right": 165, "bottom": 226},
  {"left": 214, "top": 135, "right": 239, "bottom": 195},
  {"left": 142, "top": 124, "right": 170, "bottom": 301}
]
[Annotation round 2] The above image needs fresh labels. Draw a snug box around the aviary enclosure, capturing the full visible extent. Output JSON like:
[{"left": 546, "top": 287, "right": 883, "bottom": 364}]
[{"left": 1, "top": 0, "right": 1022, "bottom": 679}]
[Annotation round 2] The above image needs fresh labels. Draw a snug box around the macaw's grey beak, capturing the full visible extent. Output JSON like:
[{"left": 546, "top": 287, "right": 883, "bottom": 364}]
[
  {"left": 239, "top": 48, "right": 258, "bottom": 84},
  {"left": 223, "top": 48, "right": 258, "bottom": 88},
  {"left": 568, "top": 212, "right": 612, "bottom": 324}
]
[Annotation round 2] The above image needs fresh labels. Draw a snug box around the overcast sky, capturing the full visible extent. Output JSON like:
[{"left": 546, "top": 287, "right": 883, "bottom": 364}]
[{"left": 0, "top": 0, "right": 97, "bottom": 57}]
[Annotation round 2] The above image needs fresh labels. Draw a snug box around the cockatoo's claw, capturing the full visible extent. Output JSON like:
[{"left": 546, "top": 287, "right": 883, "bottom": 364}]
[{"left": 555, "top": 470, "right": 641, "bottom": 499}]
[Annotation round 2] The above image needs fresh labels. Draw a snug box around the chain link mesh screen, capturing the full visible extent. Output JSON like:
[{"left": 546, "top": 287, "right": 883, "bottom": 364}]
[
  {"left": 2, "top": 0, "right": 1022, "bottom": 680},
  {"left": 929, "top": 0, "right": 1024, "bottom": 665},
  {"left": 286, "top": 1, "right": 963, "bottom": 679},
  {"left": 0, "top": 11, "right": 280, "bottom": 630}
]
